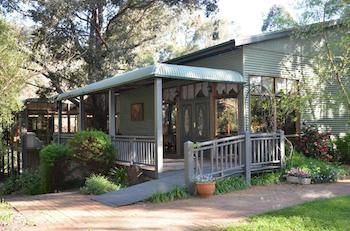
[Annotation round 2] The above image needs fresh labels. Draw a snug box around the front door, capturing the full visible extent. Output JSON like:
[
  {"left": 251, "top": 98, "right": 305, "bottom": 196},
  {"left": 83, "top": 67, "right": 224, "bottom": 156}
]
[{"left": 181, "top": 98, "right": 210, "bottom": 145}]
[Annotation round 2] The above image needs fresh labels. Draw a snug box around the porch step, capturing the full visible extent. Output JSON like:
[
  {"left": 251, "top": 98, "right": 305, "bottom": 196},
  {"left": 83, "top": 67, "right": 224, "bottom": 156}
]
[{"left": 94, "top": 170, "right": 185, "bottom": 207}]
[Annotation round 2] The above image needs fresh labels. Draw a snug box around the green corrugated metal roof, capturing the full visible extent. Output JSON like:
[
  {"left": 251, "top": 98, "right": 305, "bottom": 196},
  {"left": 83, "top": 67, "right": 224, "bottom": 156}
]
[{"left": 56, "top": 63, "right": 245, "bottom": 101}]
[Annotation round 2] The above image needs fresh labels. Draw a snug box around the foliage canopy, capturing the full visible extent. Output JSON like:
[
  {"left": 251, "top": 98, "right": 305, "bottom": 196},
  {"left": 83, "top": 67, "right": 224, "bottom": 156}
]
[{"left": 0, "top": 19, "right": 27, "bottom": 126}]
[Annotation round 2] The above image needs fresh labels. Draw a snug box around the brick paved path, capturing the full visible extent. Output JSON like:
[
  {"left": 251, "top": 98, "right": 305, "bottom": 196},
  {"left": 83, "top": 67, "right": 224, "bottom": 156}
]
[{"left": 5, "top": 180, "right": 350, "bottom": 231}]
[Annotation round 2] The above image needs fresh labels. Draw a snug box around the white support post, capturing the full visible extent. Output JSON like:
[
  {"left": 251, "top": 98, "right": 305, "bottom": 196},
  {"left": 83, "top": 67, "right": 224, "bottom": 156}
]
[
  {"left": 244, "top": 131, "right": 251, "bottom": 185},
  {"left": 184, "top": 141, "right": 194, "bottom": 193},
  {"left": 79, "top": 96, "right": 85, "bottom": 131},
  {"left": 154, "top": 78, "right": 163, "bottom": 178},
  {"left": 108, "top": 89, "right": 116, "bottom": 137},
  {"left": 58, "top": 101, "right": 62, "bottom": 144},
  {"left": 279, "top": 130, "right": 286, "bottom": 168},
  {"left": 20, "top": 109, "right": 28, "bottom": 170}
]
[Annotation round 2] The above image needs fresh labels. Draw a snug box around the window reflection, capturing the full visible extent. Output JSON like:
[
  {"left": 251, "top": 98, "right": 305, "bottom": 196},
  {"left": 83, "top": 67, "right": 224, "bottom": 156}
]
[{"left": 216, "top": 98, "right": 238, "bottom": 137}]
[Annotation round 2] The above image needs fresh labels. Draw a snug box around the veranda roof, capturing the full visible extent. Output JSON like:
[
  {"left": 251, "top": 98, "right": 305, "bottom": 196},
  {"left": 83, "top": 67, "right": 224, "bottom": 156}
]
[{"left": 56, "top": 63, "right": 245, "bottom": 101}]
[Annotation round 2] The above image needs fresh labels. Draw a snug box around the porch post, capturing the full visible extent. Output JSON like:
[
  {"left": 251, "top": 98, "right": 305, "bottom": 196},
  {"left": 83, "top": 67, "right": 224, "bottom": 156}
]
[
  {"left": 58, "top": 101, "right": 62, "bottom": 144},
  {"left": 20, "top": 109, "right": 28, "bottom": 170},
  {"left": 184, "top": 141, "right": 194, "bottom": 192},
  {"left": 108, "top": 89, "right": 116, "bottom": 137},
  {"left": 279, "top": 130, "right": 286, "bottom": 168},
  {"left": 244, "top": 131, "right": 251, "bottom": 185},
  {"left": 154, "top": 78, "right": 163, "bottom": 178},
  {"left": 79, "top": 96, "right": 85, "bottom": 131}
]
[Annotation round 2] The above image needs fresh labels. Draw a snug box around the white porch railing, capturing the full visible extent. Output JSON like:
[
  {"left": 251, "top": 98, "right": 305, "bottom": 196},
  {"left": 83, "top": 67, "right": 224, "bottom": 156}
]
[
  {"left": 52, "top": 133, "right": 75, "bottom": 145},
  {"left": 112, "top": 135, "right": 155, "bottom": 166},
  {"left": 184, "top": 130, "right": 285, "bottom": 189},
  {"left": 250, "top": 133, "right": 284, "bottom": 171},
  {"left": 53, "top": 133, "right": 156, "bottom": 166},
  {"left": 191, "top": 135, "right": 246, "bottom": 178}
]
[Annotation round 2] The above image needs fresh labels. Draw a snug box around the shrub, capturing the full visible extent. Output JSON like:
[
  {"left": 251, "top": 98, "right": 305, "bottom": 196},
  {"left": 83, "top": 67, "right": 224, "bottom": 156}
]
[
  {"left": 297, "top": 125, "right": 334, "bottom": 161},
  {"left": 69, "top": 130, "right": 116, "bottom": 174},
  {"left": 215, "top": 176, "right": 248, "bottom": 194},
  {"left": 147, "top": 186, "right": 189, "bottom": 203},
  {"left": 109, "top": 167, "right": 128, "bottom": 187},
  {"left": 334, "top": 132, "right": 350, "bottom": 164},
  {"left": 80, "top": 174, "right": 120, "bottom": 195},
  {"left": 16, "top": 171, "right": 42, "bottom": 195},
  {"left": 251, "top": 172, "right": 282, "bottom": 186},
  {"left": 0, "top": 175, "right": 20, "bottom": 195},
  {"left": 287, "top": 151, "right": 347, "bottom": 184},
  {"left": 1, "top": 171, "right": 42, "bottom": 196},
  {"left": 39, "top": 144, "right": 71, "bottom": 193}
]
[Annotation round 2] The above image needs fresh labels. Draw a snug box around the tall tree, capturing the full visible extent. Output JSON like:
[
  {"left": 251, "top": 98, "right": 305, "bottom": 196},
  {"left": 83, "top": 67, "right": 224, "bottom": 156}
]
[
  {"left": 295, "top": 0, "right": 350, "bottom": 111},
  {"left": 0, "top": 19, "right": 27, "bottom": 127},
  {"left": 262, "top": 4, "right": 296, "bottom": 32},
  {"left": 133, "top": 10, "right": 234, "bottom": 66},
  {"left": 2, "top": 0, "right": 218, "bottom": 129}
]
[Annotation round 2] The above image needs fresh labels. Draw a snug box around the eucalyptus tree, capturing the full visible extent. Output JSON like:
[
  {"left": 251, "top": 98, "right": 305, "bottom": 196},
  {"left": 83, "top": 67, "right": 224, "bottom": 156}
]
[
  {"left": 0, "top": 19, "right": 27, "bottom": 127},
  {"left": 1, "top": 0, "right": 218, "bottom": 129},
  {"left": 261, "top": 4, "right": 296, "bottom": 32},
  {"left": 294, "top": 0, "right": 350, "bottom": 111}
]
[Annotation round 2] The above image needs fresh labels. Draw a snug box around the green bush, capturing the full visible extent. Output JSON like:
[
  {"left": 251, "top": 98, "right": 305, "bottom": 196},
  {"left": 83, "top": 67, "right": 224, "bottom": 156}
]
[
  {"left": 147, "top": 186, "right": 190, "bottom": 203},
  {"left": 69, "top": 130, "right": 116, "bottom": 174},
  {"left": 109, "top": 167, "right": 128, "bottom": 187},
  {"left": 251, "top": 172, "right": 282, "bottom": 186},
  {"left": 334, "top": 132, "right": 350, "bottom": 164},
  {"left": 215, "top": 176, "right": 248, "bottom": 195},
  {"left": 0, "top": 171, "right": 42, "bottom": 195},
  {"left": 17, "top": 171, "right": 42, "bottom": 195},
  {"left": 287, "top": 151, "right": 347, "bottom": 183},
  {"left": 80, "top": 174, "right": 120, "bottom": 195},
  {"left": 0, "top": 175, "right": 20, "bottom": 195},
  {"left": 39, "top": 144, "right": 71, "bottom": 193}
]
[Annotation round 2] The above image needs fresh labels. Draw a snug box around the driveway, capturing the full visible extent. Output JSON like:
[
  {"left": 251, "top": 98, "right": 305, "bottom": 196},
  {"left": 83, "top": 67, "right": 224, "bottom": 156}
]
[{"left": 4, "top": 180, "right": 350, "bottom": 231}]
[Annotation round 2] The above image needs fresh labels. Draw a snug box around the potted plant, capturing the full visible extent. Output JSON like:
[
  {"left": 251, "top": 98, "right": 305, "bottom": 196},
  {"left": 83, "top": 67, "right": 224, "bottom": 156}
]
[
  {"left": 194, "top": 174, "right": 216, "bottom": 198},
  {"left": 287, "top": 168, "right": 311, "bottom": 185}
]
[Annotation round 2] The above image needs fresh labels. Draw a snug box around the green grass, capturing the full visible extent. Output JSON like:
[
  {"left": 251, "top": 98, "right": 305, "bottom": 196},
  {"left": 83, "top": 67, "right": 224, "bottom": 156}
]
[
  {"left": 215, "top": 176, "right": 248, "bottom": 194},
  {"left": 147, "top": 186, "right": 190, "bottom": 203},
  {"left": 251, "top": 171, "right": 282, "bottom": 186},
  {"left": 80, "top": 174, "right": 120, "bottom": 195},
  {"left": 222, "top": 196, "right": 350, "bottom": 231},
  {"left": 0, "top": 201, "right": 12, "bottom": 224}
]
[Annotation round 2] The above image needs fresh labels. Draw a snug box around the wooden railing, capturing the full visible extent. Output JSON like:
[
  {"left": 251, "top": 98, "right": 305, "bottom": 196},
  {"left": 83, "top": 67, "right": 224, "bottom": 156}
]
[
  {"left": 184, "top": 131, "right": 285, "bottom": 189},
  {"left": 53, "top": 133, "right": 156, "bottom": 166},
  {"left": 191, "top": 135, "right": 245, "bottom": 178},
  {"left": 250, "top": 133, "right": 284, "bottom": 171},
  {"left": 112, "top": 135, "right": 155, "bottom": 166},
  {"left": 52, "top": 133, "right": 75, "bottom": 145}
]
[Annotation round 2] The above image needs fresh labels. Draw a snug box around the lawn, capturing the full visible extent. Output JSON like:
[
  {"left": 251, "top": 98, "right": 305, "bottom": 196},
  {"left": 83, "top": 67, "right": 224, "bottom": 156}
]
[
  {"left": 0, "top": 201, "right": 12, "bottom": 224},
  {"left": 223, "top": 196, "right": 350, "bottom": 231}
]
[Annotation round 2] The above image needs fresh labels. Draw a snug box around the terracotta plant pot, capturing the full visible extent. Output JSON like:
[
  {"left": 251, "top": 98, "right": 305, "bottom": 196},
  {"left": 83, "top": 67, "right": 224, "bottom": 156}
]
[{"left": 195, "top": 181, "right": 216, "bottom": 198}]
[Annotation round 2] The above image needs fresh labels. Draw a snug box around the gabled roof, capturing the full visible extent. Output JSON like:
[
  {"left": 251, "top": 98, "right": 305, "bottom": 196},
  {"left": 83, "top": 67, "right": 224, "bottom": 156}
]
[{"left": 56, "top": 63, "right": 245, "bottom": 101}]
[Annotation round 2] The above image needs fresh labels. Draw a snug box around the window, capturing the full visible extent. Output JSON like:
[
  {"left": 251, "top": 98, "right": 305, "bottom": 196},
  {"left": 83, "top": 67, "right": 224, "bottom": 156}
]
[
  {"left": 216, "top": 98, "right": 239, "bottom": 137},
  {"left": 250, "top": 76, "right": 299, "bottom": 134}
]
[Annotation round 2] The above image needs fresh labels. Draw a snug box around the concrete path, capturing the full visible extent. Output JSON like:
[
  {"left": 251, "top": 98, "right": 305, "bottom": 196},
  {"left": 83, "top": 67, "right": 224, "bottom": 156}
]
[
  {"left": 95, "top": 170, "right": 185, "bottom": 206},
  {"left": 5, "top": 180, "right": 350, "bottom": 231}
]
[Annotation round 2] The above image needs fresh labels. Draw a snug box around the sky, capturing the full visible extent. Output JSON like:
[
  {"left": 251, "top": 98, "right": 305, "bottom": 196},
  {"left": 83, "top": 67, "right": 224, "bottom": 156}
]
[
  {"left": 6, "top": 0, "right": 300, "bottom": 37},
  {"left": 217, "top": 0, "right": 298, "bottom": 36}
]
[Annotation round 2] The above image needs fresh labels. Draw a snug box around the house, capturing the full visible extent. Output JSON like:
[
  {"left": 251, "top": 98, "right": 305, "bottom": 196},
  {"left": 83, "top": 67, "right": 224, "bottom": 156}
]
[{"left": 54, "top": 28, "right": 349, "bottom": 183}]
